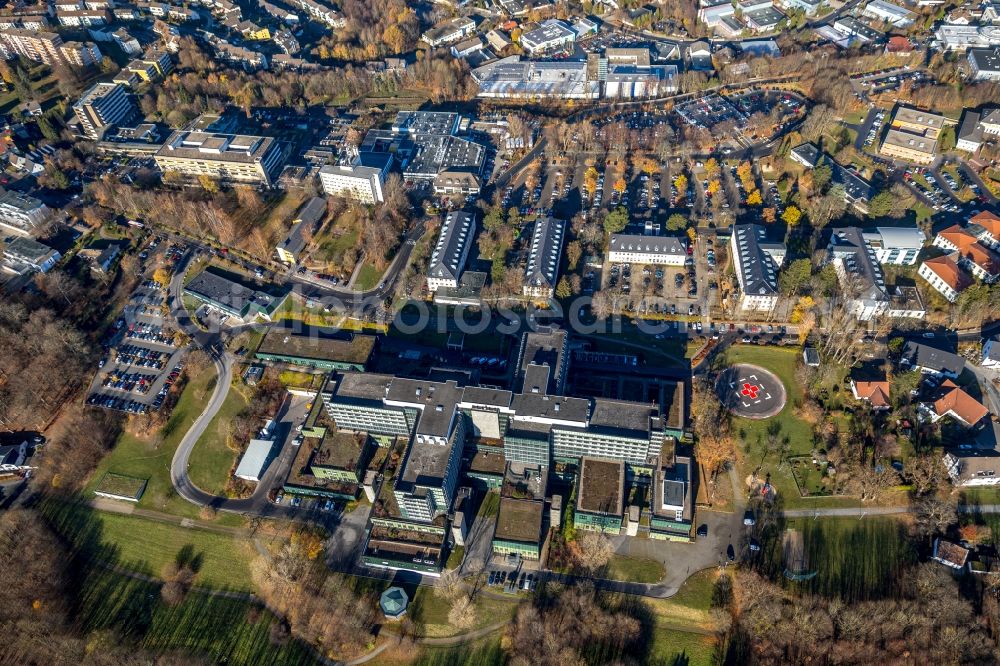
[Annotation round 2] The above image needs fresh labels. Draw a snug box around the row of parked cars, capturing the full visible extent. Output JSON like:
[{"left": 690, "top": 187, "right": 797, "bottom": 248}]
[
  {"left": 126, "top": 323, "right": 174, "bottom": 346},
  {"left": 114, "top": 344, "right": 167, "bottom": 369},
  {"left": 487, "top": 570, "right": 537, "bottom": 593},
  {"left": 87, "top": 393, "right": 150, "bottom": 414}
]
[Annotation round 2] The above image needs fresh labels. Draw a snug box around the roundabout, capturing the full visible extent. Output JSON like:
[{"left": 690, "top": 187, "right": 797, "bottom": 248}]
[{"left": 717, "top": 363, "right": 786, "bottom": 420}]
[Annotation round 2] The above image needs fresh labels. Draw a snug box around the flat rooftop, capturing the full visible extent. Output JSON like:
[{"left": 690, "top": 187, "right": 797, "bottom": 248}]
[
  {"left": 494, "top": 497, "right": 544, "bottom": 544},
  {"left": 589, "top": 398, "right": 657, "bottom": 434},
  {"left": 577, "top": 456, "right": 624, "bottom": 516},
  {"left": 257, "top": 330, "right": 375, "bottom": 365},
  {"left": 327, "top": 371, "right": 394, "bottom": 402},
  {"left": 312, "top": 430, "right": 367, "bottom": 471}
]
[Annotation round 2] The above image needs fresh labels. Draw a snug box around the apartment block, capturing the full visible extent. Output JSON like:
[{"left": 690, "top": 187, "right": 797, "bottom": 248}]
[
  {"left": 73, "top": 82, "right": 137, "bottom": 139},
  {"left": 154, "top": 131, "right": 286, "bottom": 186}
]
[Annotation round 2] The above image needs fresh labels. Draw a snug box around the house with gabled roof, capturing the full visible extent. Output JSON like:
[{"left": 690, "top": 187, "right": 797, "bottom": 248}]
[
  {"left": 851, "top": 379, "right": 891, "bottom": 410},
  {"left": 925, "top": 379, "right": 989, "bottom": 426},
  {"left": 918, "top": 255, "right": 971, "bottom": 302}
]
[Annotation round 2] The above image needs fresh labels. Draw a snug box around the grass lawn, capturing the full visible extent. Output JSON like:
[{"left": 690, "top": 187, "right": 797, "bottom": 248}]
[
  {"left": 650, "top": 627, "right": 717, "bottom": 666},
  {"left": 187, "top": 377, "right": 252, "bottom": 496},
  {"left": 85, "top": 364, "right": 243, "bottom": 525},
  {"left": 77, "top": 567, "right": 314, "bottom": 665},
  {"left": 354, "top": 262, "right": 382, "bottom": 291},
  {"left": 445, "top": 545, "right": 464, "bottom": 570},
  {"left": 781, "top": 516, "right": 916, "bottom": 601},
  {"left": 278, "top": 369, "right": 322, "bottom": 388},
  {"left": 367, "top": 636, "right": 504, "bottom": 666},
  {"left": 409, "top": 587, "right": 519, "bottom": 638},
  {"left": 42, "top": 500, "right": 255, "bottom": 591},
  {"left": 604, "top": 554, "right": 665, "bottom": 584},
  {"left": 645, "top": 568, "right": 718, "bottom": 633}
]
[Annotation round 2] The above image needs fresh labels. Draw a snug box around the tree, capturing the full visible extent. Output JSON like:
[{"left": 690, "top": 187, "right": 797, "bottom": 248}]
[
  {"left": 507, "top": 207, "right": 522, "bottom": 228},
  {"left": 666, "top": 213, "right": 688, "bottom": 231},
  {"left": 704, "top": 157, "right": 720, "bottom": 179},
  {"left": 746, "top": 190, "right": 762, "bottom": 206},
  {"left": 707, "top": 179, "right": 721, "bottom": 195},
  {"left": 556, "top": 276, "right": 572, "bottom": 299},
  {"left": 152, "top": 267, "right": 171, "bottom": 286},
  {"left": 36, "top": 116, "right": 58, "bottom": 141},
  {"left": 673, "top": 173, "right": 688, "bottom": 192},
  {"left": 781, "top": 205, "right": 802, "bottom": 226},
  {"left": 778, "top": 258, "right": 812, "bottom": 296},
  {"left": 868, "top": 190, "right": 894, "bottom": 218},
  {"left": 584, "top": 166, "right": 599, "bottom": 192},
  {"left": 160, "top": 560, "right": 197, "bottom": 606},
  {"left": 612, "top": 178, "right": 627, "bottom": 194},
  {"left": 483, "top": 206, "right": 504, "bottom": 231},
  {"left": 813, "top": 163, "right": 832, "bottom": 191},
  {"left": 603, "top": 207, "right": 629, "bottom": 234},
  {"left": 574, "top": 531, "right": 613, "bottom": 572},
  {"left": 198, "top": 174, "right": 220, "bottom": 193},
  {"left": 914, "top": 495, "right": 957, "bottom": 538},
  {"left": 762, "top": 207, "right": 777, "bottom": 224},
  {"left": 566, "top": 240, "right": 582, "bottom": 270},
  {"left": 641, "top": 157, "right": 659, "bottom": 175},
  {"left": 448, "top": 594, "right": 476, "bottom": 630}
]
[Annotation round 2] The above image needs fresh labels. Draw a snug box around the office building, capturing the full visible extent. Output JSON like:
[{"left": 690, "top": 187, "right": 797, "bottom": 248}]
[
  {"left": 255, "top": 329, "right": 375, "bottom": 371},
  {"left": 520, "top": 19, "right": 576, "bottom": 55},
  {"left": 472, "top": 56, "right": 600, "bottom": 99},
  {"left": 523, "top": 216, "right": 566, "bottom": 299},
  {"left": 935, "top": 24, "right": 1000, "bottom": 51},
  {"left": 969, "top": 46, "right": 1000, "bottom": 80},
  {"left": 862, "top": 0, "right": 916, "bottom": 26},
  {"left": 608, "top": 234, "right": 687, "bottom": 265},
  {"left": 182, "top": 267, "right": 288, "bottom": 321},
  {"left": 880, "top": 129, "right": 938, "bottom": 163},
  {"left": 574, "top": 457, "right": 625, "bottom": 533},
  {"left": 427, "top": 211, "right": 476, "bottom": 292},
  {"left": 421, "top": 16, "right": 475, "bottom": 47},
  {"left": 730, "top": 224, "right": 785, "bottom": 312},
  {"left": 0, "top": 189, "right": 50, "bottom": 237},
  {"left": 650, "top": 451, "right": 693, "bottom": 541},
  {"left": 275, "top": 196, "right": 326, "bottom": 264},
  {"left": 73, "top": 82, "right": 136, "bottom": 139},
  {"left": 154, "top": 131, "right": 286, "bottom": 186},
  {"left": 319, "top": 152, "right": 393, "bottom": 204}
]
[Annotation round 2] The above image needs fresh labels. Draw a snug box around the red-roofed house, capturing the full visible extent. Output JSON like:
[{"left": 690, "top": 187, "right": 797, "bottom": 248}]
[
  {"left": 927, "top": 379, "right": 989, "bottom": 426},
  {"left": 971, "top": 211, "right": 1000, "bottom": 251},
  {"left": 885, "top": 36, "right": 912, "bottom": 53},
  {"left": 933, "top": 224, "right": 1000, "bottom": 282},
  {"left": 851, "top": 379, "right": 891, "bottom": 410},
  {"left": 918, "top": 255, "right": 971, "bottom": 302}
]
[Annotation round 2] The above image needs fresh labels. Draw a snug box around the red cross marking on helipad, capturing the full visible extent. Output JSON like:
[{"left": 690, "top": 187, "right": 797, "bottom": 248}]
[{"left": 741, "top": 383, "right": 760, "bottom": 399}]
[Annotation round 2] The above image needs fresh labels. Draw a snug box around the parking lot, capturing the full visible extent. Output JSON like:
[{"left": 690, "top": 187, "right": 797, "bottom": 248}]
[{"left": 87, "top": 239, "right": 188, "bottom": 415}]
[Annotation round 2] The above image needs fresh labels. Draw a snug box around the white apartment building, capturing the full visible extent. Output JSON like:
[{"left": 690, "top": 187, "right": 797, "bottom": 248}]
[
  {"left": 918, "top": 256, "right": 969, "bottom": 302},
  {"left": 154, "top": 131, "right": 286, "bottom": 186},
  {"left": 608, "top": 234, "right": 687, "bottom": 265},
  {"left": 0, "top": 189, "right": 51, "bottom": 237},
  {"left": 319, "top": 152, "right": 393, "bottom": 204},
  {"left": 73, "top": 82, "right": 136, "bottom": 139},
  {"left": 730, "top": 224, "right": 785, "bottom": 312},
  {"left": 524, "top": 217, "right": 566, "bottom": 299},
  {"left": 427, "top": 211, "right": 476, "bottom": 292},
  {"left": 863, "top": 226, "right": 926, "bottom": 265}
]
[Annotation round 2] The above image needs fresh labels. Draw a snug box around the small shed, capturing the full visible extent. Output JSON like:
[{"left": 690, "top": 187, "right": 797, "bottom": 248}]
[
  {"left": 234, "top": 438, "right": 274, "bottom": 482},
  {"left": 380, "top": 586, "right": 409, "bottom": 620}
]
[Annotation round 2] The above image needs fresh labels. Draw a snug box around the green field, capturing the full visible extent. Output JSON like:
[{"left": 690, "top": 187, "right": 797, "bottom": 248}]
[
  {"left": 781, "top": 517, "right": 916, "bottom": 601},
  {"left": 354, "top": 262, "right": 382, "bottom": 291},
  {"left": 85, "top": 363, "right": 243, "bottom": 525},
  {"left": 650, "top": 627, "right": 717, "bottom": 665},
  {"left": 78, "top": 567, "right": 314, "bottom": 665},
  {"left": 187, "top": 377, "right": 252, "bottom": 496},
  {"left": 604, "top": 554, "right": 666, "bottom": 584},
  {"left": 43, "top": 500, "right": 254, "bottom": 591}
]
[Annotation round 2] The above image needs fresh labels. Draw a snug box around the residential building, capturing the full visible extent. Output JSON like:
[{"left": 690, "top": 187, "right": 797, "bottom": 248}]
[
  {"left": 291, "top": 0, "right": 344, "bottom": 27},
  {"left": 57, "top": 8, "right": 111, "bottom": 26},
  {"left": 432, "top": 169, "right": 481, "bottom": 196},
  {"left": 0, "top": 29, "right": 101, "bottom": 67},
  {"left": 183, "top": 267, "right": 287, "bottom": 321},
  {"left": 574, "top": 456, "right": 625, "bottom": 533},
  {"left": 933, "top": 225, "right": 1000, "bottom": 282},
  {"left": 421, "top": 17, "right": 475, "bottom": 47},
  {"left": 969, "top": 46, "right": 1000, "bottom": 80},
  {"left": 790, "top": 142, "right": 820, "bottom": 168},
  {"left": 275, "top": 196, "right": 326, "bottom": 264},
  {"left": 608, "top": 234, "right": 687, "bottom": 265},
  {"left": 112, "top": 28, "right": 141, "bottom": 55},
  {"left": 851, "top": 379, "right": 891, "bottom": 409},
  {"left": 880, "top": 128, "right": 939, "bottom": 163},
  {"left": 863, "top": 226, "right": 926, "bottom": 265},
  {"left": 983, "top": 334, "right": 1000, "bottom": 367},
  {"left": 900, "top": 341, "right": 965, "bottom": 378},
  {"left": 826, "top": 227, "right": 889, "bottom": 321},
  {"left": 523, "top": 216, "right": 566, "bottom": 299},
  {"left": 829, "top": 160, "right": 874, "bottom": 212},
  {"left": 486, "top": 29, "right": 512, "bottom": 51},
  {"left": 730, "top": 224, "right": 785, "bottom": 312},
  {"left": 863, "top": 0, "right": 916, "bottom": 26},
  {"left": 887, "top": 286, "right": 926, "bottom": 319},
  {"left": 0, "top": 189, "right": 50, "bottom": 237},
  {"left": 918, "top": 255, "right": 971, "bottom": 302},
  {"left": 971, "top": 210, "right": 1000, "bottom": 250},
  {"left": 520, "top": 19, "right": 576, "bottom": 55},
  {"left": 933, "top": 539, "right": 971, "bottom": 569},
  {"left": 73, "top": 82, "right": 136, "bottom": 139},
  {"left": 1, "top": 236, "right": 60, "bottom": 274},
  {"left": 924, "top": 379, "right": 989, "bottom": 426},
  {"left": 957, "top": 109, "right": 986, "bottom": 152},
  {"left": 427, "top": 211, "right": 476, "bottom": 293},
  {"left": 318, "top": 152, "right": 393, "bottom": 204},
  {"left": 944, "top": 451, "right": 1000, "bottom": 486},
  {"left": 155, "top": 131, "right": 286, "bottom": 186}
]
